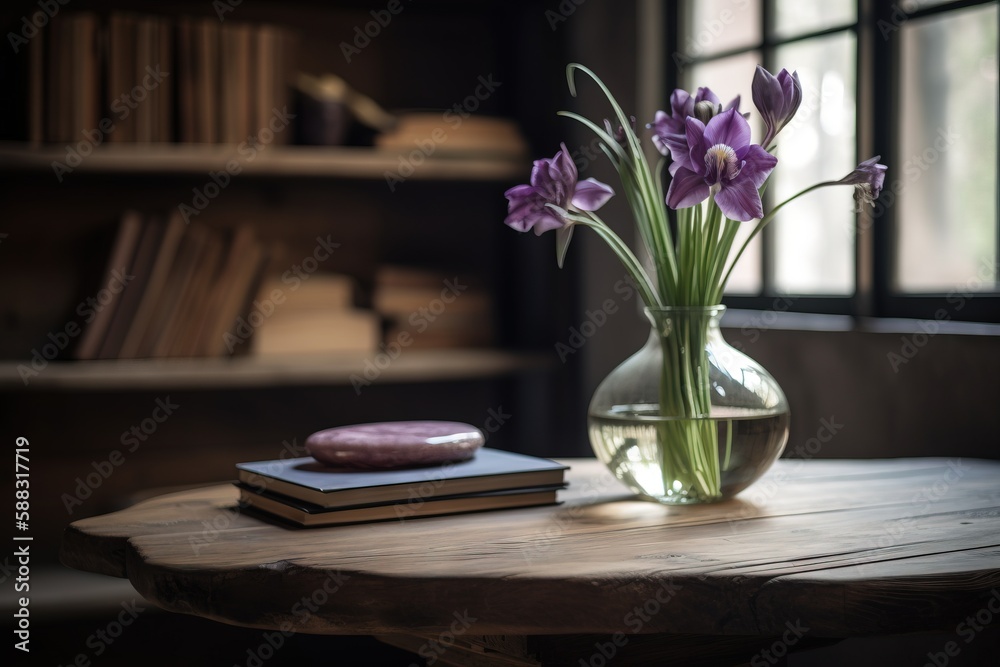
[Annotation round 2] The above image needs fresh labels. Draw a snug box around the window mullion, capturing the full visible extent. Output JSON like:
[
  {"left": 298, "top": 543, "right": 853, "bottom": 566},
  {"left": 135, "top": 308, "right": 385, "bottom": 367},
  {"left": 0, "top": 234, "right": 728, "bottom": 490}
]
[
  {"left": 761, "top": 0, "right": 777, "bottom": 296},
  {"left": 871, "top": 0, "right": 896, "bottom": 316},
  {"left": 855, "top": 0, "right": 877, "bottom": 317}
]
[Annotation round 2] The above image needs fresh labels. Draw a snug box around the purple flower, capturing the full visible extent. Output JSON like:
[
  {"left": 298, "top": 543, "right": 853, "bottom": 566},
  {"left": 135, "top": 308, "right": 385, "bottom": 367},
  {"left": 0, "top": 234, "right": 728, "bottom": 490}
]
[
  {"left": 604, "top": 116, "right": 636, "bottom": 145},
  {"left": 752, "top": 66, "right": 802, "bottom": 148},
  {"left": 666, "top": 109, "right": 778, "bottom": 221},
  {"left": 504, "top": 143, "right": 615, "bottom": 235},
  {"left": 837, "top": 156, "right": 887, "bottom": 209},
  {"left": 650, "top": 87, "right": 741, "bottom": 174}
]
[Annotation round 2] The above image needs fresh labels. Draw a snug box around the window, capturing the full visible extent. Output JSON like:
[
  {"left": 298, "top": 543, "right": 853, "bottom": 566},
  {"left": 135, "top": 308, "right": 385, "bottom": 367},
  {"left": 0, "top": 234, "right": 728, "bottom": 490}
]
[{"left": 670, "top": 0, "right": 1000, "bottom": 322}]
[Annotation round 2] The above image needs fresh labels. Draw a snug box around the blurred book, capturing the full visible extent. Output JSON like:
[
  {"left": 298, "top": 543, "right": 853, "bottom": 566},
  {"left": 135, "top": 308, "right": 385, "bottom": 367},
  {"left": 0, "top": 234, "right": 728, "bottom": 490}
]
[
  {"left": 74, "top": 211, "right": 143, "bottom": 360},
  {"left": 252, "top": 310, "right": 379, "bottom": 356},
  {"left": 75, "top": 215, "right": 268, "bottom": 359},
  {"left": 117, "top": 211, "right": 187, "bottom": 358},
  {"left": 250, "top": 273, "right": 379, "bottom": 356},
  {"left": 373, "top": 265, "right": 494, "bottom": 349},
  {"left": 95, "top": 216, "right": 166, "bottom": 359},
  {"left": 44, "top": 13, "right": 100, "bottom": 144},
  {"left": 375, "top": 113, "right": 528, "bottom": 155},
  {"left": 258, "top": 274, "right": 356, "bottom": 311},
  {"left": 27, "top": 12, "right": 293, "bottom": 144},
  {"left": 195, "top": 226, "right": 269, "bottom": 357}
]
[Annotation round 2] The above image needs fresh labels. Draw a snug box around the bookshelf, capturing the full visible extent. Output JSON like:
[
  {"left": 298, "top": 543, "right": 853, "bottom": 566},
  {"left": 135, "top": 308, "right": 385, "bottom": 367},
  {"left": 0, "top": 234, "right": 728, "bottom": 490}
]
[
  {"left": 0, "top": 0, "right": 591, "bottom": 588},
  {"left": 0, "top": 142, "right": 527, "bottom": 180},
  {"left": 0, "top": 4, "right": 648, "bottom": 664},
  {"left": 0, "top": 349, "right": 549, "bottom": 390}
]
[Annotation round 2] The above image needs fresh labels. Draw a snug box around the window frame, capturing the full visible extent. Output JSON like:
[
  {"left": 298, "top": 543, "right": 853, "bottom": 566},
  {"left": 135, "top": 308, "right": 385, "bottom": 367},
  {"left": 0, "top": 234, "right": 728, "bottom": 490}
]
[{"left": 666, "top": 0, "right": 1000, "bottom": 323}]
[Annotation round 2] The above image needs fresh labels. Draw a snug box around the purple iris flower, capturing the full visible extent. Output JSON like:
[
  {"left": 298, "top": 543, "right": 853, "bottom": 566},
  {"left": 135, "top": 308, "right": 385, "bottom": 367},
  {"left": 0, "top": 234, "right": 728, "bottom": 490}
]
[
  {"left": 752, "top": 66, "right": 802, "bottom": 149},
  {"left": 837, "top": 156, "right": 887, "bottom": 208},
  {"left": 504, "top": 143, "right": 615, "bottom": 235},
  {"left": 650, "top": 87, "right": 741, "bottom": 174},
  {"left": 666, "top": 109, "right": 778, "bottom": 222}
]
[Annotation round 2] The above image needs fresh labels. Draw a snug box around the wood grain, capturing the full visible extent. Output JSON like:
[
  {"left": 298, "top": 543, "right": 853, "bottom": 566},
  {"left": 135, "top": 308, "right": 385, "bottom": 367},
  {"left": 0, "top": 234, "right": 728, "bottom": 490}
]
[{"left": 61, "top": 458, "right": 1000, "bottom": 639}]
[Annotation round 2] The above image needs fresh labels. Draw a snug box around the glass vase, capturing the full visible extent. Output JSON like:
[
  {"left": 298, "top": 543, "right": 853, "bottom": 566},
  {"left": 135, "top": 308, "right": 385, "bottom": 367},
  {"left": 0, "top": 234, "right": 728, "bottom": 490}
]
[{"left": 588, "top": 306, "right": 789, "bottom": 505}]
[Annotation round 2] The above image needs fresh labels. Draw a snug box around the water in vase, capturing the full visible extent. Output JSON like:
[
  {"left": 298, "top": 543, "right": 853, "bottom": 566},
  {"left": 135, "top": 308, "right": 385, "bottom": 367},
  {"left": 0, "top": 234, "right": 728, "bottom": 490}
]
[{"left": 588, "top": 406, "right": 790, "bottom": 504}]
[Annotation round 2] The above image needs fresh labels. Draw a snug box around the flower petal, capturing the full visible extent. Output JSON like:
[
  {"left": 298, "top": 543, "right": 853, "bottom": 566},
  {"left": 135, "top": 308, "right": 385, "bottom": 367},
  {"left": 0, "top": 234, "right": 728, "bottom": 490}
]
[
  {"left": 528, "top": 159, "right": 546, "bottom": 188},
  {"left": 751, "top": 65, "right": 779, "bottom": 122},
  {"left": 504, "top": 206, "right": 540, "bottom": 233},
  {"left": 684, "top": 116, "right": 708, "bottom": 170},
  {"left": 694, "top": 86, "right": 721, "bottom": 108},
  {"left": 669, "top": 89, "right": 693, "bottom": 127},
  {"left": 666, "top": 167, "right": 711, "bottom": 210},
  {"left": 504, "top": 183, "right": 535, "bottom": 200},
  {"left": 740, "top": 144, "right": 778, "bottom": 188},
  {"left": 754, "top": 66, "right": 801, "bottom": 147},
  {"left": 571, "top": 178, "right": 615, "bottom": 211},
  {"left": 505, "top": 203, "right": 555, "bottom": 234},
  {"left": 703, "top": 108, "right": 751, "bottom": 151},
  {"left": 778, "top": 69, "right": 802, "bottom": 119},
  {"left": 529, "top": 210, "right": 566, "bottom": 235},
  {"left": 504, "top": 183, "right": 567, "bottom": 235},
  {"left": 555, "top": 142, "right": 578, "bottom": 183},
  {"left": 659, "top": 131, "right": 693, "bottom": 171},
  {"left": 714, "top": 176, "right": 764, "bottom": 221},
  {"left": 504, "top": 185, "right": 540, "bottom": 229},
  {"left": 650, "top": 110, "right": 676, "bottom": 157}
]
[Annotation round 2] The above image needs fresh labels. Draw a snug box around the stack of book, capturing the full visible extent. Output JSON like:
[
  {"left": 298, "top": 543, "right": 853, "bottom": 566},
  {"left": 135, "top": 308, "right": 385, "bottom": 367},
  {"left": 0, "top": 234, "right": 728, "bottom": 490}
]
[
  {"left": 75, "top": 211, "right": 269, "bottom": 359},
  {"left": 373, "top": 265, "right": 495, "bottom": 349},
  {"left": 374, "top": 113, "right": 529, "bottom": 156},
  {"left": 235, "top": 448, "right": 568, "bottom": 527},
  {"left": 251, "top": 274, "right": 380, "bottom": 357}
]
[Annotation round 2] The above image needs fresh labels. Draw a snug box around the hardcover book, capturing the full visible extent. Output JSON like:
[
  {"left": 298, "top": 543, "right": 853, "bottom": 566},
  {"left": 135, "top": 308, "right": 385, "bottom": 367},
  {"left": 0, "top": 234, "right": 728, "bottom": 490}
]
[
  {"left": 236, "top": 448, "right": 568, "bottom": 508},
  {"left": 237, "top": 483, "right": 563, "bottom": 527}
]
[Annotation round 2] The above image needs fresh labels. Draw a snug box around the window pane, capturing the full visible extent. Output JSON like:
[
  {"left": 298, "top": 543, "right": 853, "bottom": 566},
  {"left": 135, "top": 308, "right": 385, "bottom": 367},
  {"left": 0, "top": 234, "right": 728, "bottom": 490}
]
[
  {"left": 723, "top": 218, "right": 762, "bottom": 294},
  {"left": 901, "top": 0, "right": 962, "bottom": 10},
  {"left": 688, "top": 53, "right": 764, "bottom": 294},
  {"left": 773, "top": 0, "right": 855, "bottom": 38},
  {"left": 772, "top": 32, "right": 857, "bottom": 295},
  {"left": 682, "top": 0, "right": 761, "bottom": 59},
  {"left": 896, "top": 4, "right": 999, "bottom": 292}
]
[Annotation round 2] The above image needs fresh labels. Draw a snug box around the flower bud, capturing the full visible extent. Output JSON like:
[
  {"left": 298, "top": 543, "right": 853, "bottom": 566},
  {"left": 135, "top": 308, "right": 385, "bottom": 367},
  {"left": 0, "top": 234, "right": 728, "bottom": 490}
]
[{"left": 693, "top": 100, "right": 717, "bottom": 125}]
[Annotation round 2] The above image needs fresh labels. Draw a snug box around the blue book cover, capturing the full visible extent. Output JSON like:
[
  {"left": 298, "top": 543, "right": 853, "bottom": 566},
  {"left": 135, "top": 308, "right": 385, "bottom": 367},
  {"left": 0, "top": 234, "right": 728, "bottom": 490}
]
[{"left": 236, "top": 448, "right": 568, "bottom": 508}]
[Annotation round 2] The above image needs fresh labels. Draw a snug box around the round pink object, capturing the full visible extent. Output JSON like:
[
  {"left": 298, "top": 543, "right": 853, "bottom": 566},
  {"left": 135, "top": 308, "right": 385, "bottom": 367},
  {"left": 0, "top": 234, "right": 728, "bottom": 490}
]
[{"left": 305, "top": 421, "right": 485, "bottom": 469}]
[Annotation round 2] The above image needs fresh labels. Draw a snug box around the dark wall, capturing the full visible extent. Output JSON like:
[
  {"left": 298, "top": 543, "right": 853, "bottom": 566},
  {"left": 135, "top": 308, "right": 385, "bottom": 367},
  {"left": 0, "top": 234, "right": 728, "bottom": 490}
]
[{"left": 726, "top": 319, "right": 1000, "bottom": 461}]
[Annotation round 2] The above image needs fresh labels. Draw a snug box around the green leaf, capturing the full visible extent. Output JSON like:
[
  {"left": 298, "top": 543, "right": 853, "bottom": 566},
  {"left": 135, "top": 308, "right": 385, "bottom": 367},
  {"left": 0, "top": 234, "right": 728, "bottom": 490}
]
[{"left": 555, "top": 224, "right": 575, "bottom": 269}]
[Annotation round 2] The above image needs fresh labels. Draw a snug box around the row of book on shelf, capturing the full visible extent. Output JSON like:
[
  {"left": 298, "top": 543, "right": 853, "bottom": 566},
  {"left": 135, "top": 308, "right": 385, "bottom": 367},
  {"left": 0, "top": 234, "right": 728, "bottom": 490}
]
[
  {"left": 25, "top": 11, "right": 292, "bottom": 144},
  {"left": 236, "top": 448, "right": 568, "bottom": 527},
  {"left": 18, "top": 11, "right": 532, "bottom": 156},
  {"left": 75, "top": 211, "right": 495, "bottom": 360}
]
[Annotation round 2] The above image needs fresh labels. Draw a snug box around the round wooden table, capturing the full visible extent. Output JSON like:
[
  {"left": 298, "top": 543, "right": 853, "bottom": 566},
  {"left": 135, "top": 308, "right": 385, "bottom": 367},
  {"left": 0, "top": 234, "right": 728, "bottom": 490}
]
[{"left": 61, "top": 458, "right": 1000, "bottom": 665}]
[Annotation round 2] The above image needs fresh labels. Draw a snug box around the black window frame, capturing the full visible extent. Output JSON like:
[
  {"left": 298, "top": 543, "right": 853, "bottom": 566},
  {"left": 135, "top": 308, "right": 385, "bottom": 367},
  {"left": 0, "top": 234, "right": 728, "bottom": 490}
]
[{"left": 665, "top": 0, "right": 1000, "bottom": 323}]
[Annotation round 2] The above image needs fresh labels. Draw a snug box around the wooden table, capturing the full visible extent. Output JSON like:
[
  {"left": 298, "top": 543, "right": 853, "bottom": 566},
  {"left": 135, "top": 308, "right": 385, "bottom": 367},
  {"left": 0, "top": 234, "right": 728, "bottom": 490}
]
[{"left": 61, "top": 458, "right": 1000, "bottom": 666}]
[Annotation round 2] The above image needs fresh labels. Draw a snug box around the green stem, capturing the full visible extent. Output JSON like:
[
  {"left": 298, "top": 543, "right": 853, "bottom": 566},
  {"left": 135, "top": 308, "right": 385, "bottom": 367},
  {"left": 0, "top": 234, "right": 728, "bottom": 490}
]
[
  {"left": 718, "top": 181, "right": 838, "bottom": 293},
  {"left": 563, "top": 64, "right": 679, "bottom": 305},
  {"left": 565, "top": 211, "right": 663, "bottom": 309},
  {"left": 654, "top": 308, "right": 722, "bottom": 501}
]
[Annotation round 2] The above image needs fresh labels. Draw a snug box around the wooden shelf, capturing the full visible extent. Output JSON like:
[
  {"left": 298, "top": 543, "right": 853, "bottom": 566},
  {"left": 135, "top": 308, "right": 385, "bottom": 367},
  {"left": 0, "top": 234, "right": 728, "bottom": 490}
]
[
  {"left": 0, "top": 142, "right": 527, "bottom": 181},
  {"left": 0, "top": 349, "right": 548, "bottom": 391}
]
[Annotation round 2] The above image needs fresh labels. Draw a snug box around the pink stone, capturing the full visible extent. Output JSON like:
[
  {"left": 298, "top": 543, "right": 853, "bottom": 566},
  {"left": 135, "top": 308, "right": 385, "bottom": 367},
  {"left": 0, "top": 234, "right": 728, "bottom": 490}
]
[{"left": 305, "top": 421, "right": 485, "bottom": 469}]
